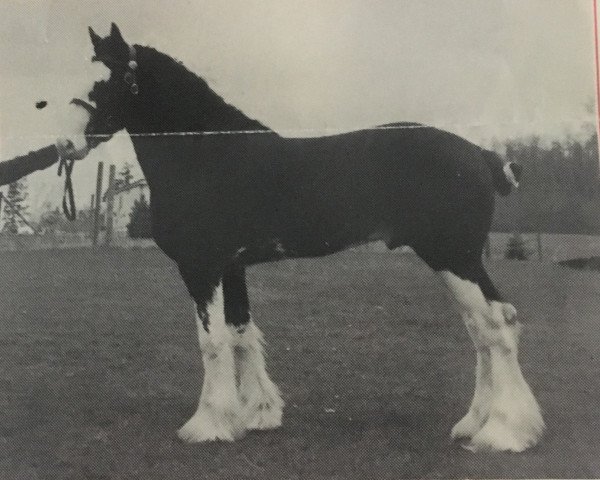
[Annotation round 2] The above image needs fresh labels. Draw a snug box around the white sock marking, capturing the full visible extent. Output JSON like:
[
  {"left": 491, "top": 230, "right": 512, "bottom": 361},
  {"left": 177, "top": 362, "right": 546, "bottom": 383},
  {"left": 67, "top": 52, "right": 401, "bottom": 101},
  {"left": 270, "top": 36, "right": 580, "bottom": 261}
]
[
  {"left": 232, "top": 321, "right": 283, "bottom": 430},
  {"left": 178, "top": 283, "right": 245, "bottom": 442},
  {"left": 439, "top": 271, "right": 544, "bottom": 452}
]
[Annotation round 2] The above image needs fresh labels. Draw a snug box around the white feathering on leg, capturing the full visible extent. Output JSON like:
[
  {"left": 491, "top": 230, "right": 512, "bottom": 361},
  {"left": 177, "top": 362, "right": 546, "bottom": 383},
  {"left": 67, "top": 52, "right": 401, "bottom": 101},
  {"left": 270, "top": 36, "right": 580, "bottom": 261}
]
[
  {"left": 450, "top": 347, "right": 492, "bottom": 440},
  {"left": 233, "top": 321, "right": 284, "bottom": 430},
  {"left": 466, "top": 304, "right": 545, "bottom": 452},
  {"left": 439, "top": 272, "right": 544, "bottom": 452},
  {"left": 178, "top": 284, "right": 246, "bottom": 442}
]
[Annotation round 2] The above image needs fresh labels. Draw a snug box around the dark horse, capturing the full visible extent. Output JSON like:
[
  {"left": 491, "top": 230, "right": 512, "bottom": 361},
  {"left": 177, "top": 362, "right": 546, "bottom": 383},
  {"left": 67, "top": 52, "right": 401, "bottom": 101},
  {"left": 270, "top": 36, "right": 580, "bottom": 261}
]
[{"left": 75, "top": 23, "right": 544, "bottom": 452}]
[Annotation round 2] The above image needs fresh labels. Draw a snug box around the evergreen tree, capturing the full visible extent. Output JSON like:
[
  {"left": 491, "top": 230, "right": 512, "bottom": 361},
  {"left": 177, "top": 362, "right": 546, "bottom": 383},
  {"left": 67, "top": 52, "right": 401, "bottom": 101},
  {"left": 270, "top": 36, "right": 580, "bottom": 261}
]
[
  {"left": 116, "top": 163, "right": 134, "bottom": 189},
  {"left": 494, "top": 132, "right": 600, "bottom": 234},
  {"left": 2, "top": 179, "right": 28, "bottom": 234},
  {"left": 127, "top": 194, "right": 152, "bottom": 238}
]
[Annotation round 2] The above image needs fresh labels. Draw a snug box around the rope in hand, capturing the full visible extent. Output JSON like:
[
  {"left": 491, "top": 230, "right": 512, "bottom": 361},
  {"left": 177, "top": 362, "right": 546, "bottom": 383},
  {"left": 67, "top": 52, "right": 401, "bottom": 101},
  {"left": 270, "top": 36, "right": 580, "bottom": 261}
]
[{"left": 57, "top": 153, "right": 76, "bottom": 221}]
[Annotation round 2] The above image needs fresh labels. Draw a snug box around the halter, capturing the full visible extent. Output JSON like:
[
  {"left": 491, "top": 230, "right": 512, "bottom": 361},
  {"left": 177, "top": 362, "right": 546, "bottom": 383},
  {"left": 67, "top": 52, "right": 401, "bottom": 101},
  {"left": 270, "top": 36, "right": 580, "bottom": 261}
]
[
  {"left": 123, "top": 44, "right": 139, "bottom": 95},
  {"left": 58, "top": 45, "right": 139, "bottom": 221},
  {"left": 92, "top": 43, "right": 139, "bottom": 95}
]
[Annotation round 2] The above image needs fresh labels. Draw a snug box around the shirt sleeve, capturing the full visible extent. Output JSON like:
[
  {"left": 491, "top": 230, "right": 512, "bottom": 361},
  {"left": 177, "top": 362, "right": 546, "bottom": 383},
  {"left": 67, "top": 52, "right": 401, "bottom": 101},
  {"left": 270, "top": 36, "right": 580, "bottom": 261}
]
[{"left": 0, "top": 144, "right": 60, "bottom": 186}]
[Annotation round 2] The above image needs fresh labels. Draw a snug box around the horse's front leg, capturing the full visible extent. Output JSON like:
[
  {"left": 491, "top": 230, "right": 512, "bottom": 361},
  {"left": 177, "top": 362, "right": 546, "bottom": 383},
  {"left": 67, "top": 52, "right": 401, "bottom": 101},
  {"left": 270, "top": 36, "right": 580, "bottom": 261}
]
[
  {"left": 177, "top": 264, "right": 245, "bottom": 442},
  {"left": 223, "top": 263, "right": 283, "bottom": 430}
]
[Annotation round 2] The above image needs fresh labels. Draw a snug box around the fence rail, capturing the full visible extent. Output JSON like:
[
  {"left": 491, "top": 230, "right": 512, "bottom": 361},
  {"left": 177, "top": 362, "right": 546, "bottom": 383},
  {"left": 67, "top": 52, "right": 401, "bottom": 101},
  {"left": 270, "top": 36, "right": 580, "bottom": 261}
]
[
  {"left": 0, "top": 231, "right": 155, "bottom": 251},
  {"left": 0, "top": 231, "right": 600, "bottom": 261},
  {"left": 352, "top": 232, "right": 600, "bottom": 262}
]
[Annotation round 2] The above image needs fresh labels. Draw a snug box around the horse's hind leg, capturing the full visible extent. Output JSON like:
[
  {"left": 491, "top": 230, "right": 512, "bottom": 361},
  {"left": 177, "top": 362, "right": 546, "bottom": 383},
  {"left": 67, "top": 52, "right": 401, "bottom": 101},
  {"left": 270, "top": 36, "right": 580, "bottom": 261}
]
[
  {"left": 442, "top": 265, "right": 499, "bottom": 440},
  {"left": 450, "top": 321, "right": 493, "bottom": 441},
  {"left": 223, "top": 264, "right": 283, "bottom": 430},
  {"left": 438, "top": 263, "right": 544, "bottom": 452}
]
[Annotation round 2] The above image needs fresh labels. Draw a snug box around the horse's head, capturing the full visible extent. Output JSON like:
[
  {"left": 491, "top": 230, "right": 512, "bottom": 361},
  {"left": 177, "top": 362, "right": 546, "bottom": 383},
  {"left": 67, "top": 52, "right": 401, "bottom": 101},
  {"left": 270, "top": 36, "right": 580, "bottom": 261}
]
[
  {"left": 30, "top": 23, "right": 135, "bottom": 158},
  {"left": 31, "top": 96, "right": 109, "bottom": 160},
  {"left": 85, "top": 23, "right": 141, "bottom": 143}
]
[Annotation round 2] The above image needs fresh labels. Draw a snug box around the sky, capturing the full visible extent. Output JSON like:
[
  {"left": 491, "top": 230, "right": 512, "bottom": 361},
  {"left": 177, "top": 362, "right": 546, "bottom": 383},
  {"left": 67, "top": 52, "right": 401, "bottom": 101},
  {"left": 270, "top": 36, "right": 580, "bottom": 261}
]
[{"left": 0, "top": 0, "right": 596, "bottom": 219}]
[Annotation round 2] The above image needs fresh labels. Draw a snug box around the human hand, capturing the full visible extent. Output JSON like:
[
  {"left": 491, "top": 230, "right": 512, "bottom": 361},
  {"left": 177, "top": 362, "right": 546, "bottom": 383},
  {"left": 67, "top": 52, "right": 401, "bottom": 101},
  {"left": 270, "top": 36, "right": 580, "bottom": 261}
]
[{"left": 56, "top": 137, "right": 90, "bottom": 160}]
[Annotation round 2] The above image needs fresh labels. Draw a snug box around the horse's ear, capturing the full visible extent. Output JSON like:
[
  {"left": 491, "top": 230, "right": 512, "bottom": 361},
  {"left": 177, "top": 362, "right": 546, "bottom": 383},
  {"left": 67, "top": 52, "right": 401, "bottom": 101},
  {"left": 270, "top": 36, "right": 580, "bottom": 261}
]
[
  {"left": 89, "top": 26, "right": 101, "bottom": 49},
  {"left": 110, "top": 23, "right": 125, "bottom": 44}
]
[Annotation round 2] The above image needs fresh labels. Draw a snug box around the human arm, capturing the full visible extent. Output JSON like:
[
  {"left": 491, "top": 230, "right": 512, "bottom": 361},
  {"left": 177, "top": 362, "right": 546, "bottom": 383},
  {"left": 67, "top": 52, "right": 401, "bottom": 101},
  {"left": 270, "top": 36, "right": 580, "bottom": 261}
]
[
  {"left": 0, "top": 138, "right": 89, "bottom": 186},
  {"left": 0, "top": 145, "right": 59, "bottom": 186}
]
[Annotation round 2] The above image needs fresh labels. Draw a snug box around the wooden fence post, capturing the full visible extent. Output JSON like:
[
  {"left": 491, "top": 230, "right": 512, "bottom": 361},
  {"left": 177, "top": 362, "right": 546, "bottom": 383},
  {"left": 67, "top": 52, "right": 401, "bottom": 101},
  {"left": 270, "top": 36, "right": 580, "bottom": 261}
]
[
  {"left": 92, "top": 162, "right": 104, "bottom": 246},
  {"left": 105, "top": 165, "right": 116, "bottom": 247}
]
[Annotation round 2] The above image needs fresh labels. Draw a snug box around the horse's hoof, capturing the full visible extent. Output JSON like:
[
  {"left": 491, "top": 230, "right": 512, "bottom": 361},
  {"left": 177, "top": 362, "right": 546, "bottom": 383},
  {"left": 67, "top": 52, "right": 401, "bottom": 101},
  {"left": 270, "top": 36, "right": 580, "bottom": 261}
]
[
  {"left": 177, "top": 408, "right": 245, "bottom": 443},
  {"left": 462, "top": 413, "right": 544, "bottom": 453},
  {"left": 450, "top": 411, "right": 487, "bottom": 440}
]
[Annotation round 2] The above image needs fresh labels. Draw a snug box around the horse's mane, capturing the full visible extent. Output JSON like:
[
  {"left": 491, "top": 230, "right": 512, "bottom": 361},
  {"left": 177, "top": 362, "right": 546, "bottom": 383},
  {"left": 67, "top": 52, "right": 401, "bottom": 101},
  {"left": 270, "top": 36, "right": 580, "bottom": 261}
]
[{"left": 135, "top": 45, "right": 270, "bottom": 134}]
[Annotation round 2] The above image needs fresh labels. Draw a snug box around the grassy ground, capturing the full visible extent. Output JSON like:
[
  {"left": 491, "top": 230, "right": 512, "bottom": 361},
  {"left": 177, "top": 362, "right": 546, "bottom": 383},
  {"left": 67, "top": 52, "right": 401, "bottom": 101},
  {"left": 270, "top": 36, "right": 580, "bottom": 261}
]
[{"left": 0, "top": 248, "right": 599, "bottom": 479}]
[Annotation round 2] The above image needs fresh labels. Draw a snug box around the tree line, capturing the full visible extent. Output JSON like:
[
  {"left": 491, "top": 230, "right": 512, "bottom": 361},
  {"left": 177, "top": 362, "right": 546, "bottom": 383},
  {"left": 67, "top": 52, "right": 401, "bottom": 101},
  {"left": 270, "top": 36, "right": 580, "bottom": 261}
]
[{"left": 493, "top": 133, "right": 600, "bottom": 234}]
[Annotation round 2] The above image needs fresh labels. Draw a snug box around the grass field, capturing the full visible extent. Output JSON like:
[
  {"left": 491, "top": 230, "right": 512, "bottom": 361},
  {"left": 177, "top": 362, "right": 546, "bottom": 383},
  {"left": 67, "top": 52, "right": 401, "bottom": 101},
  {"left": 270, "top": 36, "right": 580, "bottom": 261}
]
[{"left": 0, "top": 248, "right": 599, "bottom": 479}]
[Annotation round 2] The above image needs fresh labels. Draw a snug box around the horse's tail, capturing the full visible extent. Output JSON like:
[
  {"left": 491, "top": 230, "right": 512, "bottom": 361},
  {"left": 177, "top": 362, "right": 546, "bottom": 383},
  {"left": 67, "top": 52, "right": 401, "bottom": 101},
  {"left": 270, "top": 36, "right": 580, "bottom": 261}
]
[{"left": 483, "top": 150, "right": 522, "bottom": 196}]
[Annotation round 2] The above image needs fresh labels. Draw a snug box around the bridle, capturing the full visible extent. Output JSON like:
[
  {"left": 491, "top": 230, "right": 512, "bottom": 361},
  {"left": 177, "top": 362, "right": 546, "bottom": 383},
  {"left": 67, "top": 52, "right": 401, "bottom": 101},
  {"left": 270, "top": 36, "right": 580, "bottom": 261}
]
[
  {"left": 59, "top": 44, "right": 139, "bottom": 221},
  {"left": 92, "top": 43, "right": 139, "bottom": 95}
]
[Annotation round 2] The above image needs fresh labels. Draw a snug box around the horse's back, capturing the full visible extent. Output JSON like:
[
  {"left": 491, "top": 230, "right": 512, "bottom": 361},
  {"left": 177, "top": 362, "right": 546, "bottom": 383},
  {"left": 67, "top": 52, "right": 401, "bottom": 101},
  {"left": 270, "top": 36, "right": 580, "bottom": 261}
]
[{"left": 251, "top": 125, "right": 496, "bottom": 259}]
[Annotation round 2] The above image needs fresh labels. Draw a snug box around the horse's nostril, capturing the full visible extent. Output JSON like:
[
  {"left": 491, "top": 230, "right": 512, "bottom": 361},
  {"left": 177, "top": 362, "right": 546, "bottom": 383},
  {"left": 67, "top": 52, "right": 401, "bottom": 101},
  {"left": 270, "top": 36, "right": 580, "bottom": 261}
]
[{"left": 35, "top": 101, "right": 48, "bottom": 109}]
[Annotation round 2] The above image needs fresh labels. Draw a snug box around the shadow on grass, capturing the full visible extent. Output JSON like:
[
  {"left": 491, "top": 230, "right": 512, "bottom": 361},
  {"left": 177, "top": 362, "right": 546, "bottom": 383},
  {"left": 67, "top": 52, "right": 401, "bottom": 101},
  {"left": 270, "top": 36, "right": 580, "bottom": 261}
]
[{"left": 559, "top": 256, "right": 600, "bottom": 271}]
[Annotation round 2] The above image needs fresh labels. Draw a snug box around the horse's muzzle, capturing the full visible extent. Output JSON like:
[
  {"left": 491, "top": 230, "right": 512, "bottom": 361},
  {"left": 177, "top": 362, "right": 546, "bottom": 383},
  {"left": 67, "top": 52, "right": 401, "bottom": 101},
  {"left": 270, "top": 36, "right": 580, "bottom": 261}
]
[{"left": 70, "top": 98, "right": 114, "bottom": 148}]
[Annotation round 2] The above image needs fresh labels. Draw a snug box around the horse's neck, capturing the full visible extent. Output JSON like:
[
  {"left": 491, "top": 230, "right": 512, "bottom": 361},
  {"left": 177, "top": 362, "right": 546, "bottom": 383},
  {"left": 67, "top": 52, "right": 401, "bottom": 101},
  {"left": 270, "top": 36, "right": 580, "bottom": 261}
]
[
  {"left": 128, "top": 134, "right": 177, "bottom": 194},
  {"left": 125, "top": 49, "right": 271, "bottom": 192},
  {"left": 133, "top": 48, "right": 268, "bottom": 135},
  {"left": 127, "top": 132, "right": 225, "bottom": 196}
]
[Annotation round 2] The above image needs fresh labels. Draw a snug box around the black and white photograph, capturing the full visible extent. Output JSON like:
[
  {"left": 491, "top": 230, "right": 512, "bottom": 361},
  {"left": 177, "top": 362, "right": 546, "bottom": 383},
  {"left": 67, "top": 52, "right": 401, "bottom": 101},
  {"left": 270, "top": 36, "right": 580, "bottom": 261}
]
[{"left": 0, "top": 1, "right": 598, "bottom": 478}]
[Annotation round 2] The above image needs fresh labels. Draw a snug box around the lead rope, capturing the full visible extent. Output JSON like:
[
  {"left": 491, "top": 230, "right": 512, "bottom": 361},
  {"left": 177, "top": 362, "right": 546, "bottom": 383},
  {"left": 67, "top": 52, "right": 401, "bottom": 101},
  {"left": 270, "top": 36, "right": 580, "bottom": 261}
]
[{"left": 58, "top": 155, "right": 76, "bottom": 221}]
